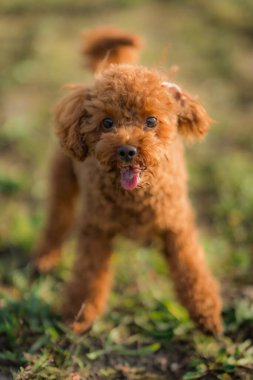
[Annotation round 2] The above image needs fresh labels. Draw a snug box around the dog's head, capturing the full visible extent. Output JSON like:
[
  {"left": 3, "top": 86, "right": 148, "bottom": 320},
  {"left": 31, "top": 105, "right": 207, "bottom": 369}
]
[{"left": 55, "top": 65, "right": 212, "bottom": 190}]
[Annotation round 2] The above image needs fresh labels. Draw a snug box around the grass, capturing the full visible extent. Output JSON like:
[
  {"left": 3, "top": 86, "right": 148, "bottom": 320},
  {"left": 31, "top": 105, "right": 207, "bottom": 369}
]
[
  {"left": 1, "top": 0, "right": 253, "bottom": 378},
  {"left": 1, "top": 248, "right": 253, "bottom": 379}
]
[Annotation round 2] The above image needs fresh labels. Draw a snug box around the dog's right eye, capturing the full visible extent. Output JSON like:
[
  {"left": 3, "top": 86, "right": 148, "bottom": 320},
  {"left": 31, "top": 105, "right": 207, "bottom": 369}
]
[{"left": 101, "top": 117, "right": 114, "bottom": 131}]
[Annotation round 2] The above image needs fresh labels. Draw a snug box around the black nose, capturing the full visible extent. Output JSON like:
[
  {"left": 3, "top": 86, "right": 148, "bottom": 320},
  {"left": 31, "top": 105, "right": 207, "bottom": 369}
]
[{"left": 117, "top": 145, "right": 137, "bottom": 162}]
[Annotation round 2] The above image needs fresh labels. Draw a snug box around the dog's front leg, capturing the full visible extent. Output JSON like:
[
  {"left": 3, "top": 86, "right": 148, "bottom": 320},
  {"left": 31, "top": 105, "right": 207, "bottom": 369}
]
[
  {"left": 34, "top": 150, "right": 78, "bottom": 272},
  {"left": 162, "top": 214, "right": 222, "bottom": 335},
  {"left": 62, "top": 226, "right": 112, "bottom": 333}
]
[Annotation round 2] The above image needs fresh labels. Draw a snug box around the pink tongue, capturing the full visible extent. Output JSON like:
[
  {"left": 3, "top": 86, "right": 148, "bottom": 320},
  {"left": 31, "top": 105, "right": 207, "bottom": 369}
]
[{"left": 120, "top": 167, "right": 140, "bottom": 190}]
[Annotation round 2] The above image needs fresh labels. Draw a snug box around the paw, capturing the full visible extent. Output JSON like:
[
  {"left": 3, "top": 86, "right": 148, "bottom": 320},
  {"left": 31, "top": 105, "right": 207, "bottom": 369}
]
[
  {"left": 188, "top": 281, "right": 223, "bottom": 336},
  {"left": 62, "top": 302, "right": 99, "bottom": 334},
  {"left": 71, "top": 320, "right": 93, "bottom": 333},
  {"left": 196, "top": 313, "right": 223, "bottom": 336},
  {"left": 34, "top": 248, "right": 61, "bottom": 273},
  {"left": 193, "top": 295, "right": 223, "bottom": 335}
]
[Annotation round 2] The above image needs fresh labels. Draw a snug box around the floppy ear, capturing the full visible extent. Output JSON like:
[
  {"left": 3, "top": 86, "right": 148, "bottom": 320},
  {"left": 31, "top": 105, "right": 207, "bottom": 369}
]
[
  {"left": 54, "top": 87, "right": 89, "bottom": 161},
  {"left": 162, "top": 82, "right": 212, "bottom": 139}
]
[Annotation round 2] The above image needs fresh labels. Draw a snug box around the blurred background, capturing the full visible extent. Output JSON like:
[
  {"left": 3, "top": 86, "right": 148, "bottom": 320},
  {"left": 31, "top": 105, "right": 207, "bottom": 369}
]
[
  {"left": 1, "top": 0, "right": 253, "bottom": 278},
  {"left": 1, "top": 0, "right": 253, "bottom": 378}
]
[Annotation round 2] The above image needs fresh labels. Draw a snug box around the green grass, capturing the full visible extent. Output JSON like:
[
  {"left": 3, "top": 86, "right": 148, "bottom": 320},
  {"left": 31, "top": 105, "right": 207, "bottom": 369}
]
[
  {"left": 1, "top": 248, "right": 253, "bottom": 379},
  {"left": 1, "top": 0, "right": 253, "bottom": 378}
]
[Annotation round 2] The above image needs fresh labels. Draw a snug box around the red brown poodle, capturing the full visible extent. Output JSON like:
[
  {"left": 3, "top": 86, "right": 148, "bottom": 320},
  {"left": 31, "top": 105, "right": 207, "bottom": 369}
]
[{"left": 35, "top": 27, "right": 222, "bottom": 335}]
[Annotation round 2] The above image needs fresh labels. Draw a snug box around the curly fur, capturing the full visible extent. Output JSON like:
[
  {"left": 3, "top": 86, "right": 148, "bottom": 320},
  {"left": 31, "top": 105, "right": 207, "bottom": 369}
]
[
  {"left": 82, "top": 26, "right": 143, "bottom": 72},
  {"left": 35, "top": 27, "right": 222, "bottom": 335}
]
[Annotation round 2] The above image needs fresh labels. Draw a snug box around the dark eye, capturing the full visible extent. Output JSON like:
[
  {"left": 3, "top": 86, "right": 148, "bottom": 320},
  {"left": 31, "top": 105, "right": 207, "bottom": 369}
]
[
  {"left": 146, "top": 116, "right": 157, "bottom": 128},
  {"left": 101, "top": 117, "right": 114, "bottom": 131}
]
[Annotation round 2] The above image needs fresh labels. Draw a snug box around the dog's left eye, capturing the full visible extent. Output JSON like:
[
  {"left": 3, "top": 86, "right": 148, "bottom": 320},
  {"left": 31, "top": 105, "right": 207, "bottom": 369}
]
[
  {"left": 145, "top": 116, "right": 157, "bottom": 128},
  {"left": 101, "top": 117, "right": 114, "bottom": 131}
]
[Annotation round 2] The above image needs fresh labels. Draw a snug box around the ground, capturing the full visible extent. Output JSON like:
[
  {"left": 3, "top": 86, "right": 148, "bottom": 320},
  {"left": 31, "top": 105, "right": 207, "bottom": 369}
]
[{"left": 1, "top": 0, "right": 253, "bottom": 379}]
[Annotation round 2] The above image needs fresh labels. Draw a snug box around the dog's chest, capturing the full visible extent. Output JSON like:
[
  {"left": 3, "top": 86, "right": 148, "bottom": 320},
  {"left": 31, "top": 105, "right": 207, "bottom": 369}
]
[
  {"left": 98, "top": 180, "right": 175, "bottom": 239},
  {"left": 112, "top": 191, "right": 157, "bottom": 239}
]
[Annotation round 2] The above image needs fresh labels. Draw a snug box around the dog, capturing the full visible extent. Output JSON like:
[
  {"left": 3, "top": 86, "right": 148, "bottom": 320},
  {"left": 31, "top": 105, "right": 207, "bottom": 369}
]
[{"left": 34, "top": 27, "right": 222, "bottom": 335}]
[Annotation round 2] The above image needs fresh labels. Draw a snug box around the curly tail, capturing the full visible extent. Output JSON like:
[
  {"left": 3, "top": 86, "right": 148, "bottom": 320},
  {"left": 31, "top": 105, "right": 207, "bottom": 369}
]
[{"left": 82, "top": 26, "right": 143, "bottom": 72}]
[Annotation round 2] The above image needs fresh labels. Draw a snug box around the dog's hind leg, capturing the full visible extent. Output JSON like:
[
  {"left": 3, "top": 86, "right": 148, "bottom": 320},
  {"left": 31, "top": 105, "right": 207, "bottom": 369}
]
[
  {"left": 162, "top": 210, "right": 222, "bottom": 335},
  {"left": 62, "top": 226, "right": 112, "bottom": 333},
  {"left": 34, "top": 149, "right": 79, "bottom": 272}
]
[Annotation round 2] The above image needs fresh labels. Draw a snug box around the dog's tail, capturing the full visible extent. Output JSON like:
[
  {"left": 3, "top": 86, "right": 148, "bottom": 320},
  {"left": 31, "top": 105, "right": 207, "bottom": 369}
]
[{"left": 81, "top": 26, "right": 143, "bottom": 73}]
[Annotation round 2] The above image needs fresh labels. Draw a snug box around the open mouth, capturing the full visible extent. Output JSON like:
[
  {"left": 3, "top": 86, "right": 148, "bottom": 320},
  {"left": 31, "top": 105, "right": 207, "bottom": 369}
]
[{"left": 120, "top": 165, "right": 142, "bottom": 190}]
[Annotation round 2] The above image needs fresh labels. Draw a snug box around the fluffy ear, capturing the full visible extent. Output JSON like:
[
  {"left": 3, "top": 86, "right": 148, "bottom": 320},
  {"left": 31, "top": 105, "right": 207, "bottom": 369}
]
[
  {"left": 162, "top": 82, "right": 212, "bottom": 139},
  {"left": 54, "top": 87, "right": 89, "bottom": 161}
]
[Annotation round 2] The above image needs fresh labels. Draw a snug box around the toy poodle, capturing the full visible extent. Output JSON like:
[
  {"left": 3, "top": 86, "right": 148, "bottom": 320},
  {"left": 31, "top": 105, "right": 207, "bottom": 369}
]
[{"left": 34, "top": 27, "right": 222, "bottom": 335}]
